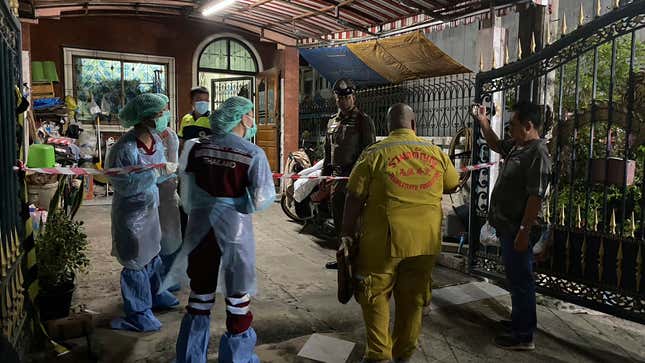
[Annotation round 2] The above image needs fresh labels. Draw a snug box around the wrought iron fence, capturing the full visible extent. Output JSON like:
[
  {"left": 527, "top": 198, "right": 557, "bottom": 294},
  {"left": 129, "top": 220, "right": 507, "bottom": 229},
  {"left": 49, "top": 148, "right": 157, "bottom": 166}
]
[
  {"left": 470, "top": 1, "right": 645, "bottom": 323},
  {"left": 299, "top": 74, "right": 475, "bottom": 151},
  {"left": 0, "top": 1, "right": 31, "bottom": 359}
]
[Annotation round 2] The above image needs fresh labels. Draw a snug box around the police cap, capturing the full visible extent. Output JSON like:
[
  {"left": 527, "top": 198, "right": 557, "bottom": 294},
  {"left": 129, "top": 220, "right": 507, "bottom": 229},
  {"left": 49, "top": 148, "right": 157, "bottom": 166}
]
[{"left": 332, "top": 78, "right": 356, "bottom": 96}]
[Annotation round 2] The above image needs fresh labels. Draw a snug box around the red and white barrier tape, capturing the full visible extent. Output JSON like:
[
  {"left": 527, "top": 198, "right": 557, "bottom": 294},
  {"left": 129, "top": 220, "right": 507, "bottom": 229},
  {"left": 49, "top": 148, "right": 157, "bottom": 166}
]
[
  {"left": 14, "top": 162, "right": 167, "bottom": 176},
  {"left": 14, "top": 160, "right": 502, "bottom": 178},
  {"left": 272, "top": 174, "right": 350, "bottom": 180},
  {"left": 47, "top": 137, "right": 75, "bottom": 146},
  {"left": 272, "top": 160, "right": 501, "bottom": 180}
]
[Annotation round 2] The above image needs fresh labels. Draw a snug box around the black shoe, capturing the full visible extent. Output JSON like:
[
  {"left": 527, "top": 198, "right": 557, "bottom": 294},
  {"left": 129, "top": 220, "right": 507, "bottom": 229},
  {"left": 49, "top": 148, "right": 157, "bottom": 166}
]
[
  {"left": 494, "top": 334, "right": 535, "bottom": 351},
  {"left": 499, "top": 319, "right": 512, "bottom": 331},
  {"left": 325, "top": 261, "right": 338, "bottom": 270}
]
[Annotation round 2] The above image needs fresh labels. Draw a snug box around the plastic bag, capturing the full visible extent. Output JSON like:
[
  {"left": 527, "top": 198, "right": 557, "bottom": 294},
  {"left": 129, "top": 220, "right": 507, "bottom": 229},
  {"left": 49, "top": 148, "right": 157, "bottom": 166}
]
[
  {"left": 78, "top": 130, "right": 97, "bottom": 159},
  {"left": 479, "top": 221, "right": 500, "bottom": 247}
]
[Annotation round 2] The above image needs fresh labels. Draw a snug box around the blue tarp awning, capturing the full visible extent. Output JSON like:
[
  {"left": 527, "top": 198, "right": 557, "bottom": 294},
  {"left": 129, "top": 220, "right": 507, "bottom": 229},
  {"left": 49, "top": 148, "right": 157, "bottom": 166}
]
[{"left": 299, "top": 46, "right": 390, "bottom": 87}]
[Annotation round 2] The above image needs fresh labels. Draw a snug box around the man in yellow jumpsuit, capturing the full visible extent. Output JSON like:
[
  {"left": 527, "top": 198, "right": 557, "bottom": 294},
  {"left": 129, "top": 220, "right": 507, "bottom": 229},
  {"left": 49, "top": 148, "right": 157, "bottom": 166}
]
[{"left": 341, "top": 103, "right": 460, "bottom": 363}]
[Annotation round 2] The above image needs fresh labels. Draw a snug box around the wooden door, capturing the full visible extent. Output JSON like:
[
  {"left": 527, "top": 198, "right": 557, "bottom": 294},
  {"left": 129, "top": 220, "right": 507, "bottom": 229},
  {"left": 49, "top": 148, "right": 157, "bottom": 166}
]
[{"left": 255, "top": 68, "right": 280, "bottom": 171}]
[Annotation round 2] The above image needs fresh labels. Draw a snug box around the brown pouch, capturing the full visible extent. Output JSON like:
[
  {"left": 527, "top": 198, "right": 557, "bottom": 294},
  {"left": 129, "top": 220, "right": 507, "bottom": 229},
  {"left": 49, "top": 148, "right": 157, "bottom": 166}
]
[{"left": 337, "top": 237, "right": 356, "bottom": 304}]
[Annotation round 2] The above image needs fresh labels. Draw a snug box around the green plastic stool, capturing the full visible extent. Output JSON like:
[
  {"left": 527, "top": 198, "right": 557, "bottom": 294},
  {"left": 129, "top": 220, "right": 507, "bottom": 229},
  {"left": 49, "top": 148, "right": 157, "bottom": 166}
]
[{"left": 27, "top": 144, "right": 56, "bottom": 168}]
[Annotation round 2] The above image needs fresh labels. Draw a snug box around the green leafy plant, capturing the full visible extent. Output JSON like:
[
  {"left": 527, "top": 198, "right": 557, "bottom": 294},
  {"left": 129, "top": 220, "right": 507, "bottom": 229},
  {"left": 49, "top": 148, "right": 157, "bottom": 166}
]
[
  {"left": 560, "top": 37, "right": 644, "bottom": 111},
  {"left": 36, "top": 210, "right": 89, "bottom": 291},
  {"left": 36, "top": 175, "right": 89, "bottom": 291}
]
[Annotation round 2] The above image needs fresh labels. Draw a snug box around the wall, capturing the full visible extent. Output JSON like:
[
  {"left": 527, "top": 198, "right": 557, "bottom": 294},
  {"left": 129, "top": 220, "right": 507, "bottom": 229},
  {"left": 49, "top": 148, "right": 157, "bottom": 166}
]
[
  {"left": 26, "top": 15, "right": 300, "bottom": 170},
  {"left": 27, "top": 16, "right": 278, "bottom": 120},
  {"left": 281, "top": 46, "right": 300, "bottom": 167}
]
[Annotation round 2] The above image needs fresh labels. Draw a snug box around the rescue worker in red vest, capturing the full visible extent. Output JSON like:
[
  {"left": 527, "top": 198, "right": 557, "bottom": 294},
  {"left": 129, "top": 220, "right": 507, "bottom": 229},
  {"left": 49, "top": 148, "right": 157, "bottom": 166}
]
[
  {"left": 341, "top": 103, "right": 459, "bottom": 363},
  {"left": 178, "top": 87, "right": 211, "bottom": 150},
  {"left": 323, "top": 78, "right": 376, "bottom": 269},
  {"left": 172, "top": 96, "right": 275, "bottom": 363}
]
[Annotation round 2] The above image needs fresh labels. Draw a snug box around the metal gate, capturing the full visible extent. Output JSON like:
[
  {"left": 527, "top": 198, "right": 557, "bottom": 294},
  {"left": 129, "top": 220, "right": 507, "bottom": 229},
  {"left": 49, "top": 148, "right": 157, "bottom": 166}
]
[
  {"left": 299, "top": 74, "right": 474, "bottom": 147},
  {"left": 0, "top": 1, "right": 31, "bottom": 359},
  {"left": 211, "top": 76, "right": 254, "bottom": 110},
  {"left": 469, "top": 1, "right": 645, "bottom": 323}
]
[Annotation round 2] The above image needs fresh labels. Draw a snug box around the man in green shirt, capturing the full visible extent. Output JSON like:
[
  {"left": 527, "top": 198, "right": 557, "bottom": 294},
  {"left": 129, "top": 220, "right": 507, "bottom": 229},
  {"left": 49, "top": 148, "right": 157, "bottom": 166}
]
[{"left": 474, "top": 101, "right": 551, "bottom": 351}]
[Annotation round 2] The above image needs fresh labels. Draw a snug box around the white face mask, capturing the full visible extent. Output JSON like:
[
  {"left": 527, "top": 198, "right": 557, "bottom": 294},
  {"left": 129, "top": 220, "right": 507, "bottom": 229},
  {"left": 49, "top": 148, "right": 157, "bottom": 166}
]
[
  {"left": 194, "top": 101, "right": 209, "bottom": 115},
  {"left": 242, "top": 115, "right": 257, "bottom": 140}
]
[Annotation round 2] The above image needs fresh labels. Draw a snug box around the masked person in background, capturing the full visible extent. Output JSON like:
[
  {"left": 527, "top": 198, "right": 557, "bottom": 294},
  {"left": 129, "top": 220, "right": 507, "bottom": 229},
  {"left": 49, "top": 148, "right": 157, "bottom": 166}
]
[
  {"left": 106, "top": 93, "right": 180, "bottom": 332},
  {"left": 171, "top": 96, "right": 275, "bottom": 363},
  {"left": 178, "top": 86, "right": 211, "bottom": 151},
  {"left": 154, "top": 94, "right": 183, "bottom": 292}
]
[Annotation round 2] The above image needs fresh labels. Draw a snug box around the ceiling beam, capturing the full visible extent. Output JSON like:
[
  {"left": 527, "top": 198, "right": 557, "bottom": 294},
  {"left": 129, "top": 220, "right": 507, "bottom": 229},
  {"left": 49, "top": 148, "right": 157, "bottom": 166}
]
[
  {"left": 247, "top": 0, "right": 274, "bottom": 9},
  {"left": 34, "top": 0, "right": 198, "bottom": 8},
  {"left": 35, "top": 5, "right": 184, "bottom": 17},
  {"left": 396, "top": 0, "right": 449, "bottom": 21},
  {"left": 32, "top": 4, "right": 298, "bottom": 45},
  {"left": 261, "top": 0, "right": 377, "bottom": 36},
  {"left": 195, "top": 13, "right": 298, "bottom": 46},
  {"left": 289, "top": 0, "right": 354, "bottom": 21}
]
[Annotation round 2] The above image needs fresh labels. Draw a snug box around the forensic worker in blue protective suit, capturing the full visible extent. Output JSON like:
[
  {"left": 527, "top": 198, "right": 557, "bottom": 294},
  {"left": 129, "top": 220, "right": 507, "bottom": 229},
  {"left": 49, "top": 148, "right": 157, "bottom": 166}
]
[
  {"left": 155, "top": 94, "right": 183, "bottom": 292},
  {"left": 106, "top": 93, "right": 180, "bottom": 332},
  {"left": 171, "top": 96, "right": 275, "bottom": 363}
]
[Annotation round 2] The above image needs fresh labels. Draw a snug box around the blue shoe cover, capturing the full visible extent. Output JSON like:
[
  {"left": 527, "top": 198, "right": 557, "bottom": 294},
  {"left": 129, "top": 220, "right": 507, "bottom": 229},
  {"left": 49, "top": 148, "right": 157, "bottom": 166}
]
[
  {"left": 110, "top": 310, "right": 162, "bottom": 332},
  {"left": 153, "top": 290, "right": 180, "bottom": 310},
  {"left": 218, "top": 328, "right": 260, "bottom": 363},
  {"left": 175, "top": 314, "right": 211, "bottom": 363}
]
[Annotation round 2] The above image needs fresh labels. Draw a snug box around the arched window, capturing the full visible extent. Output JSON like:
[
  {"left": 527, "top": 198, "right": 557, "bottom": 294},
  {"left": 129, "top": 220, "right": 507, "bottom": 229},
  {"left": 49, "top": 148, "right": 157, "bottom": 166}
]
[{"left": 198, "top": 38, "right": 258, "bottom": 74}]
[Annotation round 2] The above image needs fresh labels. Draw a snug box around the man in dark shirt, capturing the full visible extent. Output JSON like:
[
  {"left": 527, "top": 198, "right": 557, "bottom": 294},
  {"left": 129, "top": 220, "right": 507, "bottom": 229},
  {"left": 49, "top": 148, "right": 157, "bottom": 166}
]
[
  {"left": 322, "top": 78, "right": 376, "bottom": 269},
  {"left": 473, "top": 101, "right": 551, "bottom": 351}
]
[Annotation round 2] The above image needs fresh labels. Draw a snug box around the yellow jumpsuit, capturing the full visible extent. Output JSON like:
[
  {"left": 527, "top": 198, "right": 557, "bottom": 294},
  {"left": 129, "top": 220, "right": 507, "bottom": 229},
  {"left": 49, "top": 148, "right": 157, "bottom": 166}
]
[{"left": 346, "top": 129, "right": 460, "bottom": 361}]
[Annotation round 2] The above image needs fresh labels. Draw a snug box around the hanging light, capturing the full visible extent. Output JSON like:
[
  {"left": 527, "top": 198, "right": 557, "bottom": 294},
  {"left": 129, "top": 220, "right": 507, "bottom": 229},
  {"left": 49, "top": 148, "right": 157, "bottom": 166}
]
[{"left": 202, "top": 0, "right": 236, "bottom": 16}]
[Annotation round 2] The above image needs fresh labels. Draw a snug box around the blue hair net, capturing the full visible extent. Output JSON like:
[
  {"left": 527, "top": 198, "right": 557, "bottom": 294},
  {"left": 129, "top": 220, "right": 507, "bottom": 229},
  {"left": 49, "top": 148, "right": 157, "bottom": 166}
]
[
  {"left": 155, "top": 93, "right": 170, "bottom": 104},
  {"left": 119, "top": 93, "right": 168, "bottom": 128},
  {"left": 210, "top": 96, "right": 254, "bottom": 136}
]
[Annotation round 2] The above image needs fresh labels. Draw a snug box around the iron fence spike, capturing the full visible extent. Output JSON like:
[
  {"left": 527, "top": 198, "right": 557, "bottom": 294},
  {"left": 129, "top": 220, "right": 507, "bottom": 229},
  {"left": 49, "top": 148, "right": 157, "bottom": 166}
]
[
  {"left": 546, "top": 20, "right": 551, "bottom": 45},
  {"left": 561, "top": 12, "right": 568, "bottom": 36},
  {"left": 546, "top": 198, "right": 551, "bottom": 222},
  {"left": 594, "top": 209, "right": 599, "bottom": 231}
]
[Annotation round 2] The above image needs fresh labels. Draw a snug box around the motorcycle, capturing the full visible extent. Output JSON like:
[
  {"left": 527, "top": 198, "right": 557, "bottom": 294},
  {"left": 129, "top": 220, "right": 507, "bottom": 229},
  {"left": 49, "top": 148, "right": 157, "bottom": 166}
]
[{"left": 280, "top": 150, "right": 335, "bottom": 237}]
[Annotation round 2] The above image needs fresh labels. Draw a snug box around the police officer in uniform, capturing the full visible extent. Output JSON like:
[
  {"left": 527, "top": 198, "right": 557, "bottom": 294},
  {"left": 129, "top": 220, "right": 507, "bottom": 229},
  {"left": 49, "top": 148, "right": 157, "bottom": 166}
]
[{"left": 323, "top": 78, "right": 376, "bottom": 269}]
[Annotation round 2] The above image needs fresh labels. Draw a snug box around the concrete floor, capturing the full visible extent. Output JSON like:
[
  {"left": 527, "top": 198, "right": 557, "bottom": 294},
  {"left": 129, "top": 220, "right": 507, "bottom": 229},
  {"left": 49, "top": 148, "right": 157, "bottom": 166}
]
[{"left": 60, "top": 202, "right": 645, "bottom": 363}]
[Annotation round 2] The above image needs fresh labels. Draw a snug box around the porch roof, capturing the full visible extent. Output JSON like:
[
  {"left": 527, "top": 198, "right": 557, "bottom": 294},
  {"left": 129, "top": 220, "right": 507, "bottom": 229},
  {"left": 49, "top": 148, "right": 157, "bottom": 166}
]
[{"left": 21, "top": 0, "right": 524, "bottom": 46}]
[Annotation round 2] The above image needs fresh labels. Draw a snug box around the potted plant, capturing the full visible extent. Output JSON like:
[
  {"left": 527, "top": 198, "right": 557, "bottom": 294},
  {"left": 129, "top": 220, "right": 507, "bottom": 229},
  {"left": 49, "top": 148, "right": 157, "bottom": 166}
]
[{"left": 36, "top": 176, "right": 89, "bottom": 321}]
